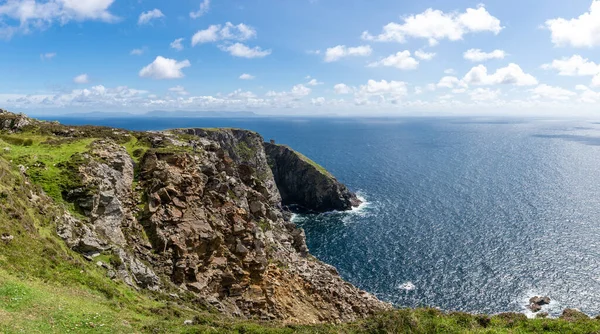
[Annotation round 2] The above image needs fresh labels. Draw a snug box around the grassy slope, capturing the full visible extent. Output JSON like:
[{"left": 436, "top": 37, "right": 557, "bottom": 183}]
[
  {"left": 1, "top": 128, "right": 600, "bottom": 333},
  {"left": 272, "top": 144, "right": 333, "bottom": 178}
]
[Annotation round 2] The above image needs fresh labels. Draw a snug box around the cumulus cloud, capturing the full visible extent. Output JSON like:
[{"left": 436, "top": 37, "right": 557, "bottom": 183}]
[
  {"left": 334, "top": 83, "right": 352, "bottom": 94},
  {"left": 469, "top": 88, "right": 500, "bottom": 101},
  {"left": 367, "top": 50, "right": 419, "bottom": 70},
  {"left": 73, "top": 74, "right": 89, "bottom": 84},
  {"left": 239, "top": 73, "right": 255, "bottom": 80},
  {"left": 0, "top": 0, "right": 118, "bottom": 38},
  {"left": 463, "top": 49, "right": 506, "bottom": 62},
  {"left": 362, "top": 4, "right": 502, "bottom": 46},
  {"left": 415, "top": 50, "right": 436, "bottom": 60},
  {"left": 191, "top": 23, "right": 256, "bottom": 46},
  {"left": 138, "top": 9, "right": 164, "bottom": 25},
  {"left": 311, "top": 97, "right": 326, "bottom": 106},
  {"left": 542, "top": 55, "right": 600, "bottom": 87},
  {"left": 170, "top": 38, "right": 184, "bottom": 51},
  {"left": 40, "top": 52, "right": 56, "bottom": 60},
  {"left": 444, "top": 68, "right": 456, "bottom": 75},
  {"left": 437, "top": 76, "right": 461, "bottom": 88},
  {"left": 324, "top": 45, "right": 372, "bottom": 62},
  {"left": 219, "top": 43, "right": 271, "bottom": 58},
  {"left": 355, "top": 79, "right": 408, "bottom": 104},
  {"left": 168, "top": 85, "right": 188, "bottom": 95},
  {"left": 463, "top": 63, "right": 538, "bottom": 86},
  {"left": 139, "top": 56, "right": 191, "bottom": 79},
  {"left": 307, "top": 78, "right": 323, "bottom": 86},
  {"left": 576, "top": 84, "right": 600, "bottom": 103},
  {"left": 545, "top": 1, "right": 600, "bottom": 47},
  {"left": 266, "top": 84, "right": 312, "bottom": 104},
  {"left": 190, "top": 0, "right": 210, "bottom": 19},
  {"left": 531, "top": 84, "right": 576, "bottom": 100},
  {"left": 130, "top": 48, "right": 145, "bottom": 55}
]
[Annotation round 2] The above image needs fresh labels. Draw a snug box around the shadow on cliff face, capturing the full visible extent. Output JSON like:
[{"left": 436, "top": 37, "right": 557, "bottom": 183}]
[{"left": 264, "top": 142, "right": 361, "bottom": 213}]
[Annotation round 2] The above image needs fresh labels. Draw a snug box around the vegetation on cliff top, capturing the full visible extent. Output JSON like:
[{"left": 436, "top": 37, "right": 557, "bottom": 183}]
[{"left": 269, "top": 143, "right": 333, "bottom": 178}]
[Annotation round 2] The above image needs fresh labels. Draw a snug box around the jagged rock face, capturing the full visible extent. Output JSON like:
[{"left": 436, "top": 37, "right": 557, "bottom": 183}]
[
  {"left": 21, "top": 122, "right": 389, "bottom": 323},
  {"left": 178, "top": 128, "right": 281, "bottom": 205},
  {"left": 0, "top": 111, "right": 31, "bottom": 132},
  {"left": 264, "top": 143, "right": 361, "bottom": 213},
  {"left": 57, "top": 140, "right": 160, "bottom": 291},
  {"left": 136, "top": 140, "right": 389, "bottom": 322}
]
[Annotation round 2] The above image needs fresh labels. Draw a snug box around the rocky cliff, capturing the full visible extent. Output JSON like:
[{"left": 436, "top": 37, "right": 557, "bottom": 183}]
[
  {"left": 0, "top": 111, "right": 388, "bottom": 324},
  {"left": 264, "top": 142, "right": 361, "bottom": 213}
]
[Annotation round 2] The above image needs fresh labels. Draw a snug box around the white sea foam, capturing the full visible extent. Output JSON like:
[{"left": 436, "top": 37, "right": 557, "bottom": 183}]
[{"left": 398, "top": 282, "right": 416, "bottom": 291}]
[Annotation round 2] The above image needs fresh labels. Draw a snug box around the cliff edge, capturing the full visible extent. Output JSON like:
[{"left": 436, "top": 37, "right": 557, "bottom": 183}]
[
  {"left": 264, "top": 142, "right": 361, "bottom": 213},
  {"left": 0, "top": 111, "right": 388, "bottom": 324}
]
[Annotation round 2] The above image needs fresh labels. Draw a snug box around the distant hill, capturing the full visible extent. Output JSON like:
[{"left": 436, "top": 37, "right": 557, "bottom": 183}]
[{"left": 64, "top": 110, "right": 258, "bottom": 118}]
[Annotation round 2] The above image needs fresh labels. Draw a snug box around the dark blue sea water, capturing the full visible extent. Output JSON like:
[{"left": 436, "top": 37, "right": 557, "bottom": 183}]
[{"left": 45, "top": 116, "right": 600, "bottom": 317}]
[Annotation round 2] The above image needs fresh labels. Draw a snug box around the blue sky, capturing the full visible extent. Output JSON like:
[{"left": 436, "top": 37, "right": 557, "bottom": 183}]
[{"left": 1, "top": 0, "right": 600, "bottom": 116}]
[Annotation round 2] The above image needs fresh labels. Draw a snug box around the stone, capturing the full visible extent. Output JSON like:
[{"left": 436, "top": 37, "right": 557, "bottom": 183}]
[
  {"left": 183, "top": 320, "right": 193, "bottom": 325},
  {"left": 1, "top": 233, "right": 14, "bottom": 243},
  {"left": 529, "top": 296, "right": 550, "bottom": 306},
  {"left": 560, "top": 308, "right": 589, "bottom": 321}
]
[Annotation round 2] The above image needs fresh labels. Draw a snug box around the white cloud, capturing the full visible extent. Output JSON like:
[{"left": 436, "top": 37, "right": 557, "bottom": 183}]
[
  {"left": 307, "top": 78, "right": 323, "bottom": 86},
  {"left": 138, "top": 9, "right": 164, "bottom": 25},
  {"left": 469, "top": 88, "right": 500, "bottom": 101},
  {"left": 545, "top": 1, "right": 600, "bottom": 47},
  {"left": 541, "top": 55, "right": 600, "bottom": 76},
  {"left": 324, "top": 45, "right": 372, "bottom": 62},
  {"left": 444, "top": 68, "right": 456, "bottom": 75},
  {"left": 139, "top": 56, "right": 191, "bottom": 79},
  {"left": 362, "top": 4, "right": 502, "bottom": 46},
  {"left": 415, "top": 50, "right": 435, "bottom": 60},
  {"left": 73, "top": 74, "right": 89, "bottom": 84},
  {"left": 170, "top": 38, "right": 184, "bottom": 51},
  {"left": 414, "top": 86, "right": 423, "bottom": 94},
  {"left": 541, "top": 55, "right": 600, "bottom": 87},
  {"left": 463, "top": 63, "right": 538, "bottom": 86},
  {"left": 311, "top": 97, "right": 326, "bottom": 106},
  {"left": 130, "top": 48, "right": 145, "bottom": 56},
  {"left": 228, "top": 89, "right": 256, "bottom": 99},
  {"left": 239, "top": 73, "right": 255, "bottom": 80},
  {"left": 463, "top": 49, "right": 506, "bottom": 62},
  {"left": 191, "top": 23, "right": 256, "bottom": 46},
  {"left": 40, "top": 52, "right": 56, "bottom": 60},
  {"left": 367, "top": 50, "right": 418, "bottom": 70},
  {"left": 0, "top": 0, "right": 118, "bottom": 38},
  {"left": 190, "top": 0, "right": 210, "bottom": 19},
  {"left": 355, "top": 79, "right": 408, "bottom": 104},
  {"left": 219, "top": 43, "right": 271, "bottom": 58},
  {"left": 437, "top": 76, "right": 461, "bottom": 88},
  {"left": 594, "top": 74, "right": 600, "bottom": 87},
  {"left": 531, "top": 84, "right": 576, "bottom": 100},
  {"left": 168, "top": 85, "right": 188, "bottom": 95},
  {"left": 576, "top": 84, "right": 600, "bottom": 103},
  {"left": 266, "top": 84, "right": 312, "bottom": 100},
  {"left": 334, "top": 83, "right": 352, "bottom": 94}
]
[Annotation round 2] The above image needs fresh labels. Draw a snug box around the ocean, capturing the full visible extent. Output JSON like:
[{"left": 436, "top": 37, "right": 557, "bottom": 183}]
[{"left": 44, "top": 115, "right": 600, "bottom": 317}]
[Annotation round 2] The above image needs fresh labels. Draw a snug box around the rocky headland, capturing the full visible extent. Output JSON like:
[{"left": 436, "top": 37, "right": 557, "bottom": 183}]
[{"left": 0, "top": 109, "right": 387, "bottom": 324}]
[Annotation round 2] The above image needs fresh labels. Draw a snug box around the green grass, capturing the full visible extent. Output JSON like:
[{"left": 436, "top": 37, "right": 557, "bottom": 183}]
[
  {"left": 274, "top": 144, "right": 333, "bottom": 177},
  {"left": 0, "top": 133, "right": 95, "bottom": 203}
]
